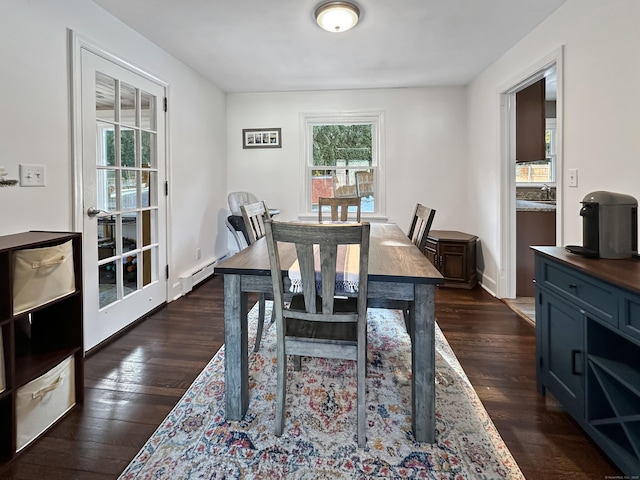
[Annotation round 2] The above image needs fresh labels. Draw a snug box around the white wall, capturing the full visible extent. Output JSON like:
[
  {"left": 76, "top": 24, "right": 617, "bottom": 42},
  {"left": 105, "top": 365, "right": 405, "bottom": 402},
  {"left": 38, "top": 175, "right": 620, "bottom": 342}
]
[
  {"left": 467, "top": 0, "right": 640, "bottom": 294},
  {"left": 226, "top": 88, "right": 468, "bottom": 231},
  {"left": 0, "top": 0, "right": 228, "bottom": 300},
  {"left": 6, "top": 0, "right": 636, "bottom": 310}
]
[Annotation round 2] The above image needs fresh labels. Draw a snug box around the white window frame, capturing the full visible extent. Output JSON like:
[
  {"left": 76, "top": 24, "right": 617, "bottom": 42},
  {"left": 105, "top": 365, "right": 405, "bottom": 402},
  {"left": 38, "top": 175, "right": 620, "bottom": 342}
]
[
  {"left": 298, "top": 111, "right": 386, "bottom": 221},
  {"left": 545, "top": 118, "right": 557, "bottom": 183}
]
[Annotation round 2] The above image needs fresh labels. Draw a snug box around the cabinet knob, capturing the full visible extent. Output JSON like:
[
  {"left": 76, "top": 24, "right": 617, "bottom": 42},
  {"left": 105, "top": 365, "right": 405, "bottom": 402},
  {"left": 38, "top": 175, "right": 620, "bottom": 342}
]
[{"left": 568, "top": 283, "right": 577, "bottom": 289}]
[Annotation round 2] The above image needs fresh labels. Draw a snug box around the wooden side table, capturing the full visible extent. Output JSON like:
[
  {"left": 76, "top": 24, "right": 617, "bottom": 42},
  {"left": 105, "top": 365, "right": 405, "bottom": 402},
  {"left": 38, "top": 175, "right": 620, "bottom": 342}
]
[{"left": 424, "top": 230, "right": 478, "bottom": 289}]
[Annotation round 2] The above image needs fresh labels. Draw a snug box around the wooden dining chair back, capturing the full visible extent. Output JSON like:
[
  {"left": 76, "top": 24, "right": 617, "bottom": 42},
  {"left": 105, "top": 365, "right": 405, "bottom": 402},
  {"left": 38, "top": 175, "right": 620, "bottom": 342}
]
[
  {"left": 355, "top": 171, "right": 374, "bottom": 198},
  {"left": 264, "top": 219, "right": 371, "bottom": 448},
  {"left": 331, "top": 173, "right": 358, "bottom": 198},
  {"left": 318, "top": 196, "right": 361, "bottom": 223},
  {"left": 240, "top": 200, "right": 273, "bottom": 352},
  {"left": 240, "top": 200, "right": 271, "bottom": 244},
  {"left": 408, "top": 203, "right": 436, "bottom": 253}
]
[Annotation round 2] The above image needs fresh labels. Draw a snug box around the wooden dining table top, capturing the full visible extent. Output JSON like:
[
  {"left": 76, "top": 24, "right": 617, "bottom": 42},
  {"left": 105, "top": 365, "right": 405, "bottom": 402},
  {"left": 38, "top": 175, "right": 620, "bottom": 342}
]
[{"left": 215, "top": 222, "right": 444, "bottom": 285}]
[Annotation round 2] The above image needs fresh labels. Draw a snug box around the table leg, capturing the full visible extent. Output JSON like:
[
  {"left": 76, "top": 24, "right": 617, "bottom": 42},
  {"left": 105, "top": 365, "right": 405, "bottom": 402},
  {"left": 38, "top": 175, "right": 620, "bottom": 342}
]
[
  {"left": 412, "top": 283, "right": 436, "bottom": 443},
  {"left": 224, "top": 274, "right": 249, "bottom": 420}
]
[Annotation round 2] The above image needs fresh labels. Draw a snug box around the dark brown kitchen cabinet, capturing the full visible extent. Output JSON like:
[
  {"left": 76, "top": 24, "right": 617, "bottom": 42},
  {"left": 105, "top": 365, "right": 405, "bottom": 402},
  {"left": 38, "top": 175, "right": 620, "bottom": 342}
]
[
  {"left": 517, "top": 210, "right": 556, "bottom": 296},
  {"left": 516, "top": 78, "right": 546, "bottom": 162},
  {"left": 424, "top": 230, "right": 477, "bottom": 289}
]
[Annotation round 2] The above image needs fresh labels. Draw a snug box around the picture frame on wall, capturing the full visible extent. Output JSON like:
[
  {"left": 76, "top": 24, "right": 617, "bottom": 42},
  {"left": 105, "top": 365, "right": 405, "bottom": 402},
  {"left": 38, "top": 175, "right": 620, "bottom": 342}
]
[{"left": 242, "top": 128, "right": 282, "bottom": 149}]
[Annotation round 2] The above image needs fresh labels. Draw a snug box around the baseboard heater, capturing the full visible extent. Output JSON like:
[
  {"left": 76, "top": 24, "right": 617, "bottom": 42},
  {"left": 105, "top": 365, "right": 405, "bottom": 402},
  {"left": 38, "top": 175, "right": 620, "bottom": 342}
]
[{"left": 179, "top": 254, "right": 228, "bottom": 295}]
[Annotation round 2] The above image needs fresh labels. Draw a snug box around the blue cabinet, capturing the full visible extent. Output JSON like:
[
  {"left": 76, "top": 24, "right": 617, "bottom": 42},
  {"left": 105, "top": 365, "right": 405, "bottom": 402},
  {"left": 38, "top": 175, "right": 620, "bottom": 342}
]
[
  {"left": 534, "top": 247, "right": 640, "bottom": 476},
  {"left": 537, "top": 288, "right": 585, "bottom": 418}
]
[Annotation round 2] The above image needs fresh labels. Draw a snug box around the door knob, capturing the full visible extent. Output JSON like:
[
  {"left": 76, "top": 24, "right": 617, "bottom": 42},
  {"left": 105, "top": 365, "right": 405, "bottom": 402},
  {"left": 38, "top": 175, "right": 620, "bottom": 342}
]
[{"left": 87, "top": 207, "right": 107, "bottom": 217}]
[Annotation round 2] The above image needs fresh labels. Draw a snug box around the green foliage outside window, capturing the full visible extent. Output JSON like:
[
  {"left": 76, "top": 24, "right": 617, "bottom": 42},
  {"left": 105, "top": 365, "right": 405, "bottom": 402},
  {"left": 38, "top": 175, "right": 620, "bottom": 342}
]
[{"left": 312, "top": 124, "right": 372, "bottom": 174}]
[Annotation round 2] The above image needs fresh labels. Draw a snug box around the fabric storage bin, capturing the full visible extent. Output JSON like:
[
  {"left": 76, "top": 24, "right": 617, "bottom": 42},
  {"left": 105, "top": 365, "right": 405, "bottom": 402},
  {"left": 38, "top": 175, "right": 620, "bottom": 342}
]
[
  {"left": 16, "top": 356, "right": 75, "bottom": 452},
  {"left": 13, "top": 240, "right": 75, "bottom": 315}
]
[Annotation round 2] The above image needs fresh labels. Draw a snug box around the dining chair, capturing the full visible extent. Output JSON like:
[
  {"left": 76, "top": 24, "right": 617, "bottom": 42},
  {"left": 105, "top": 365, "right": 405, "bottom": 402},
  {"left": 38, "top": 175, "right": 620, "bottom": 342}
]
[
  {"left": 355, "top": 171, "right": 374, "bottom": 198},
  {"left": 318, "top": 196, "right": 361, "bottom": 223},
  {"left": 331, "top": 173, "right": 358, "bottom": 198},
  {"left": 264, "top": 219, "right": 370, "bottom": 448},
  {"left": 240, "top": 200, "right": 273, "bottom": 352},
  {"left": 408, "top": 203, "right": 436, "bottom": 253}
]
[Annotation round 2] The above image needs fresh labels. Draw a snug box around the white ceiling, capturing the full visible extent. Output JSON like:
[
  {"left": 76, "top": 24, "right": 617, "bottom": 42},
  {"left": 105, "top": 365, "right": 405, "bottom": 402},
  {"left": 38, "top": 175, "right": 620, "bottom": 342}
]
[{"left": 93, "top": 0, "right": 567, "bottom": 94}]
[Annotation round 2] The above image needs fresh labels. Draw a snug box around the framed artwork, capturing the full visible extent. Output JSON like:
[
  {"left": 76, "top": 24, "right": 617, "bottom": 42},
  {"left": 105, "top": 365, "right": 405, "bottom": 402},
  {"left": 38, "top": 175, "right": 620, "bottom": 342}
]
[{"left": 242, "top": 128, "right": 282, "bottom": 149}]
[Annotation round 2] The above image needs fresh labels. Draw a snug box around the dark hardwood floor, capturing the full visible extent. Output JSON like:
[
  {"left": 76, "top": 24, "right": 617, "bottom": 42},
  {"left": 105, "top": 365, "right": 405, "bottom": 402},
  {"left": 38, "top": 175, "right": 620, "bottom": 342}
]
[{"left": 0, "top": 276, "right": 621, "bottom": 479}]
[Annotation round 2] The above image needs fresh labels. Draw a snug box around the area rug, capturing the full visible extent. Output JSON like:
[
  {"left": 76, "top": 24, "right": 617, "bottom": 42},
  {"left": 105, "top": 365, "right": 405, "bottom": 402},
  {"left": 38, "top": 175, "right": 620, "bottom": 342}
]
[{"left": 119, "top": 304, "right": 524, "bottom": 479}]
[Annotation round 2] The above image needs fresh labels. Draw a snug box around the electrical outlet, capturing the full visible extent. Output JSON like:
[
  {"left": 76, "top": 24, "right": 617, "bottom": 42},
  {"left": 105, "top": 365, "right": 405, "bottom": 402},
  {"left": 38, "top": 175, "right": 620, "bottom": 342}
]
[
  {"left": 196, "top": 248, "right": 202, "bottom": 260},
  {"left": 19, "top": 164, "right": 46, "bottom": 187},
  {"left": 568, "top": 168, "right": 578, "bottom": 187}
]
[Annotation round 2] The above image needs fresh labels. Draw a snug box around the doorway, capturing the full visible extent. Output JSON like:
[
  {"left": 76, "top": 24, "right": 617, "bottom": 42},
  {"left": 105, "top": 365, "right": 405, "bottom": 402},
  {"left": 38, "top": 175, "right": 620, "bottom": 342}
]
[
  {"left": 499, "top": 49, "right": 564, "bottom": 323},
  {"left": 72, "top": 35, "right": 168, "bottom": 351}
]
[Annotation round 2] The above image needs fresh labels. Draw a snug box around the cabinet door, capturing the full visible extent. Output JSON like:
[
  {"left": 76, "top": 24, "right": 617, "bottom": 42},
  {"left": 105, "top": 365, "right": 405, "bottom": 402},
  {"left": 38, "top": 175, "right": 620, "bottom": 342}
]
[
  {"left": 516, "top": 78, "right": 546, "bottom": 161},
  {"left": 440, "top": 242, "right": 466, "bottom": 282},
  {"left": 538, "top": 288, "right": 585, "bottom": 418}
]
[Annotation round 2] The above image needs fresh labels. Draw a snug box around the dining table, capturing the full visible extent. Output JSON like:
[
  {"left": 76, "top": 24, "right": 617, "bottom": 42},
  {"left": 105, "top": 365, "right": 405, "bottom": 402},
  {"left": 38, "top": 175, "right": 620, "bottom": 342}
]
[{"left": 214, "top": 222, "right": 444, "bottom": 443}]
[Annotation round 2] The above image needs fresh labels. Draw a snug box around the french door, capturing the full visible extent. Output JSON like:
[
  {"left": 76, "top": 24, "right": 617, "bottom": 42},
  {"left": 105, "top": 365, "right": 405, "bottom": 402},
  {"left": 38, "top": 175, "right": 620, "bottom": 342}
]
[{"left": 79, "top": 48, "right": 167, "bottom": 351}]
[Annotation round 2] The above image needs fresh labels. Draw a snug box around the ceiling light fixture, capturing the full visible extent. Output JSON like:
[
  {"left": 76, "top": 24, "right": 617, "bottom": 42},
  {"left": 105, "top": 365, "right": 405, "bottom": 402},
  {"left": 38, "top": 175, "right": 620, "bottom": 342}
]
[{"left": 315, "top": 1, "right": 360, "bottom": 33}]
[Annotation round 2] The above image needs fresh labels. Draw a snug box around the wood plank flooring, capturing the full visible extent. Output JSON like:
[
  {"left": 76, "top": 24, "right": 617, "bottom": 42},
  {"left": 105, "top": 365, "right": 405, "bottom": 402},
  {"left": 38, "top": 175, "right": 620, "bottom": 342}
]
[{"left": 0, "top": 276, "right": 621, "bottom": 479}]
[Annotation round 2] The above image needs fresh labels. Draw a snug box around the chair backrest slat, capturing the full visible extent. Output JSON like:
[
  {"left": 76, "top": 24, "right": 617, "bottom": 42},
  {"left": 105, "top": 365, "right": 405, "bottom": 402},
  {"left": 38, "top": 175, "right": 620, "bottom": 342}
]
[
  {"left": 295, "top": 242, "right": 318, "bottom": 313},
  {"left": 319, "top": 243, "right": 338, "bottom": 314}
]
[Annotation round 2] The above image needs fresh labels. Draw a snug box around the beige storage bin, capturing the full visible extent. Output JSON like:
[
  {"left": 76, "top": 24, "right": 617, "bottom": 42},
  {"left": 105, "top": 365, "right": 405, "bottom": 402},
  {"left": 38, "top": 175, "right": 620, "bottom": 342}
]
[
  {"left": 13, "top": 240, "right": 75, "bottom": 315},
  {"left": 16, "top": 356, "right": 75, "bottom": 452}
]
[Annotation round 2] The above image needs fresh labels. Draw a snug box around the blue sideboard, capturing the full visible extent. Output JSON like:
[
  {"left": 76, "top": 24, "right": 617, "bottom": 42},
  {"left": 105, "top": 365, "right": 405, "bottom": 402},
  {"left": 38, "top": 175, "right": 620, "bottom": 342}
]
[{"left": 533, "top": 246, "right": 640, "bottom": 476}]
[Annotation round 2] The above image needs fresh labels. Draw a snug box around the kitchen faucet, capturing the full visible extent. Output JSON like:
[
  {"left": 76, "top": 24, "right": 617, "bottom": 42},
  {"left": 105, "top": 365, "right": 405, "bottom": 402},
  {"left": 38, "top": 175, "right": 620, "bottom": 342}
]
[{"left": 541, "top": 184, "right": 551, "bottom": 200}]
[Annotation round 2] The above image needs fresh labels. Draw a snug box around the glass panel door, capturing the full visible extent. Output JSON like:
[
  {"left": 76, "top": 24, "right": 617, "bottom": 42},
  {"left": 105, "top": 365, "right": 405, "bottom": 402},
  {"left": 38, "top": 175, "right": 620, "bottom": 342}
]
[
  {"left": 81, "top": 49, "right": 166, "bottom": 351},
  {"left": 95, "top": 73, "right": 160, "bottom": 308}
]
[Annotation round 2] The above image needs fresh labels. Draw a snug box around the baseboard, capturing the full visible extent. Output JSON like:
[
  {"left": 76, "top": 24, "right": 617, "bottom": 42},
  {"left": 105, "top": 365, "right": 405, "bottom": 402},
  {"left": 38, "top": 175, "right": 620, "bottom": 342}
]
[{"left": 178, "top": 253, "right": 229, "bottom": 296}]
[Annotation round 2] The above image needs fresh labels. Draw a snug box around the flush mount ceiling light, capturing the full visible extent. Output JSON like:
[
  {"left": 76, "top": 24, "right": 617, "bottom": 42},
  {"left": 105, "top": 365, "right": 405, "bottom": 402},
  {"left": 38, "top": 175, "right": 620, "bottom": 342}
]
[{"left": 315, "top": 1, "right": 360, "bottom": 33}]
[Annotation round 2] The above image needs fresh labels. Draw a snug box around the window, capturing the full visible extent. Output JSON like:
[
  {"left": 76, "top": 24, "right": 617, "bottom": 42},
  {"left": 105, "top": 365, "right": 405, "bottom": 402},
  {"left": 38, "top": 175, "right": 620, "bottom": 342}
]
[
  {"left": 515, "top": 118, "right": 556, "bottom": 184},
  {"left": 302, "top": 112, "right": 384, "bottom": 217}
]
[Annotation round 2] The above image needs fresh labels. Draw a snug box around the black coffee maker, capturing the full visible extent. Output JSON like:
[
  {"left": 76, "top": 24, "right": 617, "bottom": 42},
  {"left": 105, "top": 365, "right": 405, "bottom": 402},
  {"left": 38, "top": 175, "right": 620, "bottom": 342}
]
[{"left": 566, "top": 191, "right": 638, "bottom": 259}]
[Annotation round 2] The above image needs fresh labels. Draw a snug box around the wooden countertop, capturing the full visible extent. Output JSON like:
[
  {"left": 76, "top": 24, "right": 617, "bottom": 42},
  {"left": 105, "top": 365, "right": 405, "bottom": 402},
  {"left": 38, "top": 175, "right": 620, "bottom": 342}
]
[{"left": 532, "top": 246, "right": 640, "bottom": 295}]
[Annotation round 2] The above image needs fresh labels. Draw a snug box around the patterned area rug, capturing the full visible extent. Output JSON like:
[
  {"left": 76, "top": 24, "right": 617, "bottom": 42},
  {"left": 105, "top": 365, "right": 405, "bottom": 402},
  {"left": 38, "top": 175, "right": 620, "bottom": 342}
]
[{"left": 119, "top": 304, "right": 524, "bottom": 479}]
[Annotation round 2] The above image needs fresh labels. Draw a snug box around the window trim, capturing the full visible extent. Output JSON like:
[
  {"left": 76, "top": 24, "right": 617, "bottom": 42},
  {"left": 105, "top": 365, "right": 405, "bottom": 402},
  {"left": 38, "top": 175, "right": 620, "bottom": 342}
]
[{"left": 298, "top": 111, "right": 386, "bottom": 220}]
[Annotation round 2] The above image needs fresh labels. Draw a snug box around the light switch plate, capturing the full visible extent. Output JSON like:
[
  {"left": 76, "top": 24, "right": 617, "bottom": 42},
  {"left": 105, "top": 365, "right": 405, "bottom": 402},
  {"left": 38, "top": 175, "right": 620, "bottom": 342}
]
[
  {"left": 568, "top": 168, "right": 578, "bottom": 187},
  {"left": 19, "top": 164, "right": 46, "bottom": 187}
]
